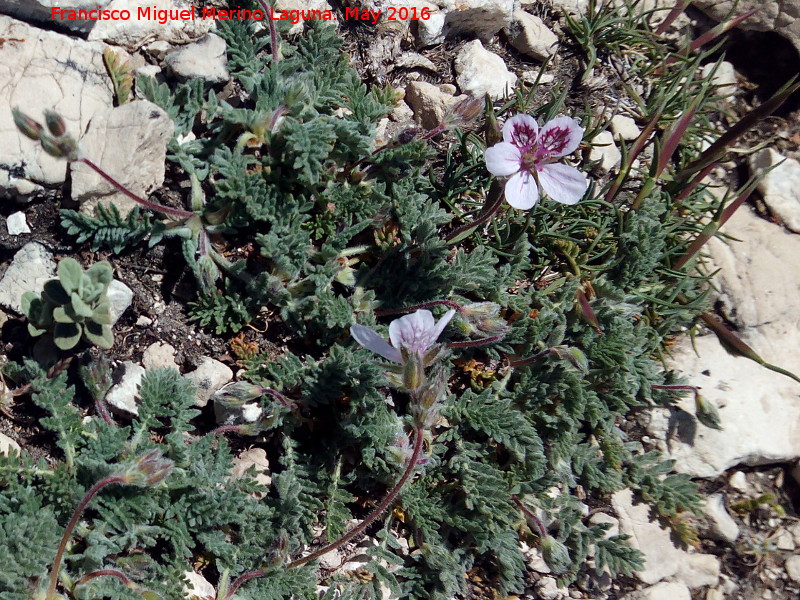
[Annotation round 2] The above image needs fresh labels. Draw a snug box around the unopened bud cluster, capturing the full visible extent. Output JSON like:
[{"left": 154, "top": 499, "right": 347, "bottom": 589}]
[
  {"left": 12, "top": 108, "right": 81, "bottom": 160},
  {"left": 121, "top": 450, "right": 175, "bottom": 487}
]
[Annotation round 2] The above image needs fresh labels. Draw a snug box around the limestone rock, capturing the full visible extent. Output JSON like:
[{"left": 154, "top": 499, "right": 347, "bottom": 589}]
[
  {"left": 0, "top": 0, "right": 112, "bottom": 34},
  {"left": 88, "top": 0, "right": 213, "bottom": 51},
  {"left": 182, "top": 570, "right": 215, "bottom": 600},
  {"left": 749, "top": 147, "right": 800, "bottom": 233},
  {"left": 185, "top": 357, "right": 233, "bottom": 408},
  {"left": 440, "top": 0, "right": 514, "bottom": 41},
  {"left": 0, "top": 242, "right": 55, "bottom": 314},
  {"left": 0, "top": 432, "right": 20, "bottom": 456},
  {"left": 106, "top": 361, "right": 146, "bottom": 416},
  {"left": 414, "top": 1, "right": 446, "bottom": 46},
  {"left": 671, "top": 553, "right": 720, "bottom": 589},
  {"left": 231, "top": 447, "right": 271, "bottom": 494},
  {"left": 611, "top": 115, "right": 640, "bottom": 141},
  {"left": 693, "top": 1, "right": 800, "bottom": 53},
  {"left": 545, "top": 0, "right": 589, "bottom": 16},
  {"left": 71, "top": 101, "right": 173, "bottom": 216},
  {"left": 505, "top": 10, "right": 559, "bottom": 61},
  {"left": 404, "top": 81, "right": 460, "bottom": 130},
  {"left": 455, "top": 40, "right": 517, "bottom": 100},
  {"left": 6, "top": 211, "right": 30, "bottom": 235},
  {"left": 701, "top": 61, "right": 738, "bottom": 99},
  {"left": 702, "top": 494, "right": 740, "bottom": 543},
  {"left": 785, "top": 555, "right": 800, "bottom": 584},
  {"left": 589, "top": 130, "right": 622, "bottom": 171},
  {"left": 589, "top": 512, "right": 620, "bottom": 539},
  {"left": 165, "top": 33, "right": 229, "bottom": 84},
  {"left": 142, "top": 342, "right": 178, "bottom": 370},
  {"left": 612, "top": 488, "right": 714, "bottom": 584},
  {"left": 0, "top": 16, "right": 113, "bottom": 197},
  {"left": 107, "top": 280, "right": 134, "bottom": 325},
  {"left": 534, "top": 576, "right": 568, "bottom": 600},
  {"left": 275, "top": 0, "right": 332, "bottom": 35},
  {"left": 620, "top": 581, "right": 691, "bottom": 600}
]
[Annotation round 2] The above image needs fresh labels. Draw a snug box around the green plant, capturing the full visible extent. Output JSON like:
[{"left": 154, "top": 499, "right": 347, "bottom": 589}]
[{"left": 22, "top": 258, "right": 115, "bottom": 350}]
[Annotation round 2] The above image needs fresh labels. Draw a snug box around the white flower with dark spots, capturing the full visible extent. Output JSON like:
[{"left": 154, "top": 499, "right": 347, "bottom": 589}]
[
  {"left": 485, "top": 114, "right": 588, "bottom": 210},
  {"left": 351, "top": 309, "right": 456, "bottom": 363}
]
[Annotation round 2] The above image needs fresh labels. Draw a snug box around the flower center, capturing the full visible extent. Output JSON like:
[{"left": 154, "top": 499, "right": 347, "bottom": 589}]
[{"left": 521, "top": 145, "right": 552, "bottom": 172}]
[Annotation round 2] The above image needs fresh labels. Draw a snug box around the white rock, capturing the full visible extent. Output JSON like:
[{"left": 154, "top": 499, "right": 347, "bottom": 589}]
[
  {"left": 165, "top": 33, "right": 229, "bottom": 84},
  {"left": 395, "top": 52, "right": 437, "bottom": 72},
  {"left": 728, "top": 471, "right": 749, "bottom": 493},
  {"left": 6, "top": 211, "right": 30, "bottom": 235},
  {"left": 546, "top": 0, "right": 589, "bottom": 16},
  {"left": 611, "top": 115, "right": 640, "bottom": 141},
  {"left": 749, "top": 148, "right": 800, "bottom": 233},
  {"left": 106, "top": 361, "right": 146, "bottom": 416},
  {"left": 185, "top": 357, "right": 233, "bottom": 408},
  {"left": 72, "top": 101, "right": 174, "bottom": 216},
  {"left": 318, "top": 549, "right": 343, "bottom": 570},
  {"left": 439, "top": 0, "right": 514, "bottom": 41},
  {"left": 455, "top": 40, "right": 517, "bottom": 100},
  {"left": 136, "top": 315, "right": 154, "bottom": 327},
  {"left": 415, "top": 2, "right": 446, "bottom": 46},
  {"left": 702, "top": 494, "right": 740, "bottom": 543},
  {"left": 612, "top": 488, "right": 694, "bottom": 584},
  {"left": 182, "top": 570, "right": 215, "bottom": 600},
  {"left": 776, "top": 530, "right": 795, "bottom": 551},
  {"left": 0, "top": 242, "right": 55, "bottom": 314},
  {"left": 525, "top": 545, "right": 551, "bottom": 574},
  {"left": 136, "top": 64, "right": 162, "bottom": 80},
  {"left": 144, "top": 40, "right": 173, "bottom": 60},
  {"left": 0, "top": 432, "right": 20, "bottom": 456},
  {"left": 275, "top": 0, "right": 332, "bottom": 34},
  {"left": 0, "top": 16, "right": 113, "bottom": 198},
  {"left": 505, "top": 10, "right": 559, "bottom": 61},
  {"left": 142, "top": 342, "right": 178, "bottom": 370},
  {"left": 671, "top": 553, "right": 720, "bottom": 589},
  {"left": 88, "top": 0, "right": 213, "bottom": 51},
  {"left": 391, "top": 100, "right": 415, "bottom": 124},
  {"left": 230, "top": 447, "right": 271, "bottom": 494},
  {"left": 340, "top": 553, "right": 372, "bottom": 574},
  {"left": 701, "top": 61, "right": 738, "bottom": 99},
  {"left": 589, "top": 131, "right": 622, "bottom": 171},
  {"left": 0, "top": 0, "right": 112, "bottom": 33},
  {"left": 785, "top": 555, "right": 800, "bottom": 584},
  {"left": 620, "top": 581, "right": 691, "bottom": 600},
  {"left": 693, "top": 0, "right": 800, "bottom": 53},
  {"left": 107, "top": 280, "right": 134, "bottom": 325},
  {"left": 589, "top": 512, "right": 620, "bottom": 539},
  {"left": 535, "top": 576, "right": 568, "bottom": 600},
  {"left": 404, "top": 81, "right": 459, "bottom": 130}
]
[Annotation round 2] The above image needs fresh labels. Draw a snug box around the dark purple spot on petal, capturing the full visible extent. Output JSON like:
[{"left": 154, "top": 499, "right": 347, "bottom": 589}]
[
  {"left": 511, "top": 123, "right": 537, "bottom": 149},
  {"left": 539, "top": 126, "right": 571, "bottom": 157}
]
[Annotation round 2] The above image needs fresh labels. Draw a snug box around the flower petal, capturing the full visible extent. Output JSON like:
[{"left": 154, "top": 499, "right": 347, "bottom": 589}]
[
  {"left": 431, "top": 309, "right": 456, "bottom": 342},
  {"left": 503, "top": 114, "right": 539, "bottom": 148},
  {"left": 538, "top": 163, "right": 588, "bottom": 205},
  {"left": 389, "top": 310, "right": 436, "bottom": 354},
  {"left": 538, "top": 116, "right": 584, "bottom": 158},
  {"left": 504, "top": 170, "right": 539, "bottom": 210},
  {"left": 351, "top": 324, "right": 403, "bottom": 363},
  {"left": 485, "top": 142, "right": 521, "bottom": 177}
]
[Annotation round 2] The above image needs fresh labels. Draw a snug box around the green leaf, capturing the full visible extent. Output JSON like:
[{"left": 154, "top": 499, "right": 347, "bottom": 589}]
[
  {"left": 53, "top": 322, "right": 81, "bottom": 349},
  {"left": 84, "top": 322, "right": 114, "bottom": 349},
  {"left": 57, "top": 257, "right": 83, "bottom": 293}
]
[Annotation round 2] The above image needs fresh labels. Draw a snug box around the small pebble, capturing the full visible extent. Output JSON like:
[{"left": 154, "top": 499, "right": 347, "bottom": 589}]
[{"left": 6, "top": 211, "right": 31, "bottom": 235}]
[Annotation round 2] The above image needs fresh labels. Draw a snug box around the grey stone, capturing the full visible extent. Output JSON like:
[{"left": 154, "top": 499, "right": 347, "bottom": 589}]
[
  {"left": 165, "top": 33, "right": 229, "bottom": 84},
  {"left": 505, "top": 10, "right": 559, "bottom": 61},
  {"left": 620, "top": 581, "right": 691, "bottom": 600},
  {"left": 589, "top": 131, "right": 622, "bottom": 171},
  {"left": 231, "top": 447, "right": 271, "bottom": 496},
  {"left": 72, "top": 101, "right": 173, "bottom": 216},
  {"left": 589, "top": 512, "right": 620, "bottom": 539},
  {"left": 693, "top": 1, "right": 800, "bottom": 53},
  {"left": 106, "top": 361, "right": 145, "bottom": 416},
  {"left": 6, "top": 211, "right": 30, "bottom": 235},
  {"left": 702, "top": 494, "right": 740, "bottom": 543},
  {"left": 414, "top": 2, "right": 446, "bottom": 46},
  {"left": 142, "top": 342, "right": 178, "bottom": 370},
  {"left": 671, "top": 553, "right": 720, "bottom": 589},
  {"left": 750, "top": 148, "right": 800, "bottom": 233},
  {"left": 440, "top": 0, "right": 514, "bottom": 41},
  {"left": 702, "top": 61, "right": 738, "bottom": 99},
  {"left": 186, "top": 357, "right": 233, "bottom": 408},
  {"left": 107, "top": 280, "right": 133, "bottom": 325},
  {"left": 88, "top": 0, "right": 212, "bottom": 51},
  {"left": 728, "top": 471, "right": 750, "bottom": 492},
  {"left": 535, "top": 576, "right": 568, "bottom": 600},
  {"left": 405, "top": 82, "right": 460, "bottom": 130},
  {"left": 181, "top": 570, "right": 216, "bottom": 600},
  {"left": 0, "top": 243, "right": 55, "bottom": 314},
  {"left": 785, "top": 555, "right": 800, "bottom": 584},
  {"left": 0, "top": 16, "right": 113, "bottom": 198},
  {"left": 0, "top": 0, "right": 112, "bottom": 33},
  {"left": 0, "top": 432, "right": 20, "bottom": 456},
  {"left": 611, "top": 115, "right": 640, "bottom": 141},
  {"left": 455, "top": 40, "right": 517, "bottom": 100}
]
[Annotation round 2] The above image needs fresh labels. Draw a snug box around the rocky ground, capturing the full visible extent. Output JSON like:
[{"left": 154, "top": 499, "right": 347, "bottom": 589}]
[{"left": 0, "top": 1, "right": 799, "bottom": 599}]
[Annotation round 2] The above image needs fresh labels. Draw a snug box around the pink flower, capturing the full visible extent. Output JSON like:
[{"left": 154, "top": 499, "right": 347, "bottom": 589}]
[
  {"left": 485, "top": 114, "right": 588, "bottom": 210},
  {"left": 351, "top": 309, "right": 456, "bottom": 364}
]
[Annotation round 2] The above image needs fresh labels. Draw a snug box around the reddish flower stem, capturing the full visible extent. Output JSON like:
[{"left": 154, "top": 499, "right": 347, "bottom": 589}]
[
  {"left": 257, "top": 0, "right": 281, "bottom": 63},
  {"left": 45, "top": 476, "right": 126, "bottom": 600},
  {"left": 225, "top": 426, "right": 425, "bottom": 600},
  {"left": 77, "top": 158, "right": 194, "bottom": 219},
  {"left": 512, "top": 495, "right": 547, "bottom": 539},
  {"left": 445, "top": 180, "right": 504, "bottom": 243},
  {"left": 447, "top": 333, "right": 505, "bottom": 348},
  {"left": 74, "top": 569, "right": 132, "bottom": 588}
]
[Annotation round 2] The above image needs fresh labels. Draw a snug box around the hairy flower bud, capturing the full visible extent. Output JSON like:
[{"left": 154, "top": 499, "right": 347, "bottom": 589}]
[
  {"left": 12, "top": 108, "right": 44, "bottom": 141},
  {"left": 213, "top": 381, "right": 266, "bottom": 407},
  {"left": 694, "top": 394, "right": 722, "bottom": 430},
  {"left": 44, "top": 110, "right": 67, "bottom": 137},
  {"left": 123, "top": 450, "right": 174, "bottom": 487},
  {"left": 402, "top": 348, "right": 425, "bottom": 391},
  {"left": 540, "top": 535, "right": 571, "bottom": 574},
  {"left": 448, "top": 96, "right": 483, "bottom": 126},
  {"left": 550, "top": 345, "right": 589, "bottom": 374},
  {"left": 459, "top": 302, "right": 508, "bottom": 337},
  {"left": 39, "top": 132, "right": 80, "bottom": 160}
]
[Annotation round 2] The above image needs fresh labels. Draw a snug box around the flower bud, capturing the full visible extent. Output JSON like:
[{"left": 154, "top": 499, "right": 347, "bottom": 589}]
[
  {"left": 44, "top": 110, "right": 67, "bottom": 137},
  {"left": 449, "top": 96, "right": 483, "bottom": 126},
  {"left": 397, "top": 127, "right": 421, "bottom": 145},
  {"left": 402, "top": 349, "right": 425, "bottom": 391},
  {"left": 460, "top": 302, "right": 508, "bottom": 337},
  {"left": 213, "top": 381, "right": 266, "bottom": 407},
  {"left": 550, "top": 346, "right": 589, "bottom": 374},
  {"left": 695, "top": 394, "right": 722, "bottom": 430},
  {"left": 39, "top": 132, "right": 80, "bottom": 160},
  {"left": 12, "top": 108, "right": 44, "bottom": 141},
  {"left": 540, "top": 535, "right": 571, "bottom": 574},
  {"left": 123, "top": 450, "right": 175, "bottom": 487}
]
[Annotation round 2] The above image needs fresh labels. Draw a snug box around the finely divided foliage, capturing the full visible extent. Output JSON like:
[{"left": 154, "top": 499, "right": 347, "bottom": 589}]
[{"left": 3, "top": 2, "right": 792, "bottom": 599}]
